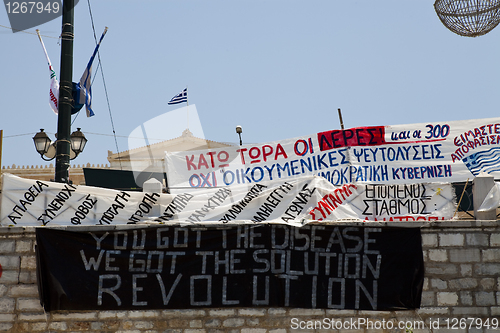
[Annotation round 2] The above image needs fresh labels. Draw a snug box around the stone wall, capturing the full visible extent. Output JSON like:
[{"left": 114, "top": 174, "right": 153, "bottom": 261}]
[{"left": 0, "top": 221, "right": 498, "bottom": 332}]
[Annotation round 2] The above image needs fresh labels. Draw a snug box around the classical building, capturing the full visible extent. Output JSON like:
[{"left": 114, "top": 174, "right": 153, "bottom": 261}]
[
  {"left": 89, "top": 129, "right": 234, "bottom": 191},
  {"left": 106, "top": 129, "right": 233, "bottom": 171}
]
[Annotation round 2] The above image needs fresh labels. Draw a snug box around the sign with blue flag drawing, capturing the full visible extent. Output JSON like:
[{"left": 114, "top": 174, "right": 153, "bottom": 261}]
[{"left": 165, "top": 117, "right": 500, "bottom": 190}]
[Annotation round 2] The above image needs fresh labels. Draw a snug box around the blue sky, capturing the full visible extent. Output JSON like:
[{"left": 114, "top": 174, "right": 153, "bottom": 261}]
[{"left": 1, "top": 0, "right": 499, "bottom": 169}]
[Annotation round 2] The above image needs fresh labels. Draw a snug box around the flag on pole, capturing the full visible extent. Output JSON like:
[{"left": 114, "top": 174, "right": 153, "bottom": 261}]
[
  {"left": 78, "top": 27, "right": 108, "bottom": 117},
  {"left": 168, "top": 88, "right": 188, "bottom": 105},
  {"left": 36, "top": 29, "right": 59, "bottom": 115}
]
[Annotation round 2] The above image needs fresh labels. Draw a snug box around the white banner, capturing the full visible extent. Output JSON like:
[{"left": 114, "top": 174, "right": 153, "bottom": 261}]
[
  {"left": 165, "top": 117, "right": 500, "bottom": 191},
  {"left": 1, "top": 174, "right": 455, "bottom": 227}
]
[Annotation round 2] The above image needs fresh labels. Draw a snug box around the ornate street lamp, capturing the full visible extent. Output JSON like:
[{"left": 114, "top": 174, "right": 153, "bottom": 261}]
[
  {"left": 70, "top": 128, "right": 88, "bottom": 157},
  {"left": 32, "top": 129, "right": 53, "bottom": 159},
  {"left": 33, "top": 128, "right": 87, "bottom": 161}
]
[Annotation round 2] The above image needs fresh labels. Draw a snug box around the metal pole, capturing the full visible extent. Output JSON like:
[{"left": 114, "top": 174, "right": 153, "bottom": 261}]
[
  {"left": 55, "top": 0, "right": 74, "bottom": 183},
  {"left": 337, "top": 108, "right": 344, "bottom": 130},
  {"left": 0, "top": 130, "right": 3, "bottom": 175}
]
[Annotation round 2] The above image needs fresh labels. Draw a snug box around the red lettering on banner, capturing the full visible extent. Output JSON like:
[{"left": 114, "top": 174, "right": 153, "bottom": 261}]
[
  {"left": 207, "top": 151, "right": 216, "bottom": 167},
  {"left": 275, "top": 144, "right": 288, "bottom": 160},
  {"left": 238, "top": 144, "right": 289, "bottom": 165},
  {"left": 186, "top": 155, "right": 197, "bottom": 170},
  {"left": 309, "top": 184, "right": 357, "bottom": 220},
  {"left": 262, "top": 145, "right": 273, "bottom": 161},
  {"left": 237, "top": 148, "right": 248, "bottom": 164},
  {"left": 198, "top": 154, "right": 209, "bottom": 169},
  {"left": 185, "top": 150, "right": 232, "bottom": 170},
  {"left": 318, "top": 126, "right": 386, "bottom": 151},
  {"left": 364, "top": 216, "right": 445, "bottom": 222}
]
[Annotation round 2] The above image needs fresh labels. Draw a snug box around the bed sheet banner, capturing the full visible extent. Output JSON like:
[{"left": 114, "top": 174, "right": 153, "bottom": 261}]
[
  {"left": 165, "top": 117, "right": 500, "bottom": 191},
  {"left": 1, "top": 174, "right": 455, "bottom": 226},
  {"left": 35, "top": 225, "right": 424, "bottom": 311}
]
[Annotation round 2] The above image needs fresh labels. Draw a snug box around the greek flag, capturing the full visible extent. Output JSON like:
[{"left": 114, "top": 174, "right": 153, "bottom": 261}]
[
  {"left": 463, "top": 147, "right": 500, "bottom": 176},
  {"left": 78, "top": 27, "right": 108, "bottom": 117},
  {"left": 168, "top": 88, "right": 188, "bottom": 105}
]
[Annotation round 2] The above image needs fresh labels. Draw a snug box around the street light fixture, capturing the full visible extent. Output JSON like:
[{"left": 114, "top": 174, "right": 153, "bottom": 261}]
[
  {"left": 33, "top": 128, "right": 87, "bottom": 161},
  {"left": 32, "top": 129, "right": 53, "bottom": 159},
  {"left": 70, "top": 128, "right": 88, "bottom": 157},
  {"left": 236, "top": 125, "right": 243, "bottom": 146}
]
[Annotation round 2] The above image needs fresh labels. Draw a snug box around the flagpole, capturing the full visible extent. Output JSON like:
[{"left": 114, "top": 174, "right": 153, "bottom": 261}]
[
  {"left": 36, "top": 30, "right": 52, "bottom": 67},
  {"left": 186, "top": 86, "right": 189, "bottom": 130},
  {"left": 55, "top": 0, "right": 75, "bottom": 183}
]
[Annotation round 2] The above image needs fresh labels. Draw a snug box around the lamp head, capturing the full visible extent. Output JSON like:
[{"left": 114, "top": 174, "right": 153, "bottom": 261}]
[
  {"left": 70, "top": 127, "right": 88, "bottom": 158},
  {"left": 33, "top": 129, "right": 51, "bottom": 156}
]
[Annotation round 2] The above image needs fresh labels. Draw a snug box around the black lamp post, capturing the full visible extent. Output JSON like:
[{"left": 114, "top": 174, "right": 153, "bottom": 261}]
[
  {"left": 54, "top": 0, "right": 75, "bottom": 183},
  {"left": 32, "top": 0, "right": 79, "bottom": 182},
  {"left": 236, "top": 125, "right": 243, "bottom": 146}
]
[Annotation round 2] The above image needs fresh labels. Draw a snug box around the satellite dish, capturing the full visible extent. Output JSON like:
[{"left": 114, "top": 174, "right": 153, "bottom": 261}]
[{"left": 434, "top": 0, "right": 500, "bottom": 37}]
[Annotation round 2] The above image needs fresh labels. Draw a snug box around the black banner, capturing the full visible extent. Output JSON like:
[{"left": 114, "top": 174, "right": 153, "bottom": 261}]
[{"left": 36, "top": 225, "right": 424, "bottom": 311}]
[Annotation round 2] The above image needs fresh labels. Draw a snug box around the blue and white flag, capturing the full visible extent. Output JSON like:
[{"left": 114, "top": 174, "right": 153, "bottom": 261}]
[
  {"left": 463, "top": 147, "right": 500, "bottom": 176},
  {"left": 168, "top": 88, "right": 188, "bottom": 105},
  {"left": 78, "top": 27, "right": 108, "bottom": 117}
]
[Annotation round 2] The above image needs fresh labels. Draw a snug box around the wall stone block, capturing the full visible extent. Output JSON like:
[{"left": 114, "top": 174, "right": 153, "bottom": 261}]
[
  {"left": 0, "top": 241, "right": 16, "bottom": 253},
  {"left": 475, "top": 263, "right": 500, "bottom": 276},
  {"left": 448, "top": 278, "right": 478, "bottom": 290},
  {"left": 421, "top": 234, "right": 438, "bottom": 247},
  {"left": 451, "top": 307, "right": 489, "bottom": 316},
  {"left": 431, "top": 278, "right": 448, "bottom": 290},
  {"left": 439, "top": 233, "right": 464, "bottom": 246},
  {"left": 475, "top": 292, "right": 496, "bottom": 306},
  {"left": 480, "top": 278, "right": 496, "bottom": 291},
  {"left": 0, "top": 298, "right": 15, "bottom": 313},
  {"left": 15, "top": 240, "right": 32, "bottom": 253},
  {"left": 460, "top": 291, "right": 473, "bottom": 306},
  {"left": 238, "top": 309, "right": 266, "bottom": 316},
  {"left": 17, "top": 298, "right": 43, "bottom": 311},
  {"left": 421, "top": 291, "right": 435, "bottom": 307},
  {"left": 425, "top": 264, "right": 458, "bottom": 276},
  {"left": 491, "top": 306, "right": 500, "bottom": 316},
  {"left": 437, "top": 292, "right": 459, "bottom": 306},
  {"left": 482, "top": 248, "right": 500, "bottom": 262},
  {"left": 460, "top": 264, "right": 473, "bottom": 277},
  {"left": 0, "top": 255, "right": 19, "bottom": 269},
  {"left": 466, "top": 233, "right": 489, "bottom": 246},
  {"left": 490, "top": 233, "right": 500, "bottom": 246},
  {"left": 449, "top": 248, "right": 480, "bottom": 262},
  {"left": 222, "top": 318, "right": 245, "bottom": 327},
  {"left": 428, "top": 249, "right": 448, "bottom": 262}
]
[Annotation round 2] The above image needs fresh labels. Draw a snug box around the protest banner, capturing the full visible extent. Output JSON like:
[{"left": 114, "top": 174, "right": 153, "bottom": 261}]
[
  {"left": 36, "top": 225, "right": 424, "bottom": 311},
  {"left": 165, "top": 117, "right": 500, "bottom": 190},
  {"left": 1, "top": 174, "right": 455, "bottom": 226}
]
